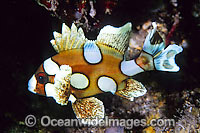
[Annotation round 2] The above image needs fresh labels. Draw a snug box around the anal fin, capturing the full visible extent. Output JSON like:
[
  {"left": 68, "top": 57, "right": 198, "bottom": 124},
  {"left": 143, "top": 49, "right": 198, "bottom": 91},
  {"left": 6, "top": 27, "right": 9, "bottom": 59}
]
[{"left": 115, "top": 79, "right": 147, "bottom": 101}]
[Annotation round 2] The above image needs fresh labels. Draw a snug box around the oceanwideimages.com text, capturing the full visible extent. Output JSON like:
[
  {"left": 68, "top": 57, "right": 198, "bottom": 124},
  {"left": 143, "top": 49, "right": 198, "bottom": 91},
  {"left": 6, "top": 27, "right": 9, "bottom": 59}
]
[{"left": 25, "top": 115, "right": 175, "bottom": 129}]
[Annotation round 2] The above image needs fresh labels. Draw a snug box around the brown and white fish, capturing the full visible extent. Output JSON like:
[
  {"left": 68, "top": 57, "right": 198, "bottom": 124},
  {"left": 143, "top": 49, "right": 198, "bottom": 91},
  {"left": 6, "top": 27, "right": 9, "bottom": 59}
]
[{"left": 28, "top": 22, "right": 183, "bottom": 121}]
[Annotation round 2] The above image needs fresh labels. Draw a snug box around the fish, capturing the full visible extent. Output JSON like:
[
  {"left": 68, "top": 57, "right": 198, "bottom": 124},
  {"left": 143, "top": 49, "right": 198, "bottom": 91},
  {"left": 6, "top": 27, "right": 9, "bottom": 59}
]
[{"left": 28, "top": 22, "right": 183, "bottom": 121}]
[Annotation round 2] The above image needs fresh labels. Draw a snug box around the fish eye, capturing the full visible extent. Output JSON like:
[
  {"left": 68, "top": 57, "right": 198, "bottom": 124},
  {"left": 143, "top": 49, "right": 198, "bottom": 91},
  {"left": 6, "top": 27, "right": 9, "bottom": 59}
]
[{"left": 36, "top": 72, "right": 48, "bottom": 84}]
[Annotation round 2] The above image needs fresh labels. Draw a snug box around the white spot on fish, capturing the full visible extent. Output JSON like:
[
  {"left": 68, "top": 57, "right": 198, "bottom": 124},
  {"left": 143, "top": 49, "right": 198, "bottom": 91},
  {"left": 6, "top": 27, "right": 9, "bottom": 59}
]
[
  {"left": 45, "top": 83, "right": 57, "bottom": 97},
  {"left": 43, "top": 58, "right": 59, "bottom": 75},
  {"left": 28, "top": 74, "right": 37, "bottom": 94},
  {"left": 70, "top": 73, "right": 89, "bottom": 89},
  {"left": 68, "top": 94, "right": 77, "bottom": 103},
  {"left": 97, "top": 76, "right": 117, "bottom": 94},
  {"left": 120, "top": 60, "right": 144, "bottom": 76},
  {"left": 83, "top": 41, "right": 102, "bottom": 64}
]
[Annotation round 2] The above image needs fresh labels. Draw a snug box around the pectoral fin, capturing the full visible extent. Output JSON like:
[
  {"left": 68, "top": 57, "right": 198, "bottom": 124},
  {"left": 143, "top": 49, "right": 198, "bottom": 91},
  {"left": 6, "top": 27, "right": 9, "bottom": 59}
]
[
  {"left": 116, "top": 79, "right": 147, "bottom": 101},
  {"left": 45, "top": 65, "right": 72, "bottom": 105},
  {"left": 71, "top": 97, "right": 105, "bottom": 123}
]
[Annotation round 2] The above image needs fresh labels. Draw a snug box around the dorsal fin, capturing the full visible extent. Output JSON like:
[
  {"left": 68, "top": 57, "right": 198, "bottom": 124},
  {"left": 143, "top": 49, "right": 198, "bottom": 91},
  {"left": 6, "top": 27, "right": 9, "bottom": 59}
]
[
  {"left": 98, "top": 44, "right": 124, "bottom": 59},
  {"left": 50, "top": 23, "right": 87, "bottom": 53},
  {"left": 96, "top": 22, "right": 132, "bottom": 54}
]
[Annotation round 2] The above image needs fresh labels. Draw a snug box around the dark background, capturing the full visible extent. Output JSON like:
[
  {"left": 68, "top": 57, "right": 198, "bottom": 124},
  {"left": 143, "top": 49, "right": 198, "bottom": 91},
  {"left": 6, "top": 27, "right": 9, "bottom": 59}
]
[{"left": 1, "top": 0, "right": 200, "bottom": 132}]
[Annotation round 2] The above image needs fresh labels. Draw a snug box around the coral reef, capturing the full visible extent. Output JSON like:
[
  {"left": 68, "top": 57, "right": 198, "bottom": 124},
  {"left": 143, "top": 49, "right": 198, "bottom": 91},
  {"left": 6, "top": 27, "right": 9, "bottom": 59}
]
[{"left": 4, "top": 0, "right": 200, "bottom": 132}]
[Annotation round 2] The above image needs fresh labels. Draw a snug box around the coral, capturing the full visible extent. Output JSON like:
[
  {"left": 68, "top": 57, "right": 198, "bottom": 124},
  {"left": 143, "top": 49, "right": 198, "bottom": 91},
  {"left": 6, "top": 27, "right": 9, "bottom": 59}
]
[
  {"left": 171, "top": 89, "right": 200, "bottom": 132},
  {"left": 5, "top": 0, "right": 200, "bottom": 132}
]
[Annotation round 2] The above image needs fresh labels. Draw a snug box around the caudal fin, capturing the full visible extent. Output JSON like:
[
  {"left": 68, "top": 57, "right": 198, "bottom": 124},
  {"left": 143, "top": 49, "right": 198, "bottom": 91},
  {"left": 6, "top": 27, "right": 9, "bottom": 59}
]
[
  {"left": 138, "top": 22, "right": 183, "bottom": 72},
  {"left": 154, "top": 44, "right": 183, "bottom": 72},
  {"left": 142, "top": 22, "right": 165, "bottom": 56}
]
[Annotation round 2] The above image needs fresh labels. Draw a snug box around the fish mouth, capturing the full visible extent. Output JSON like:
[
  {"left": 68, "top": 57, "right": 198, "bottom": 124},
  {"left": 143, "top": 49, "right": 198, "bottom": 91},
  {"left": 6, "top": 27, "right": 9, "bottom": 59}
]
[{"left": 28, "top": 75, "right": 37, "bottom": 94}]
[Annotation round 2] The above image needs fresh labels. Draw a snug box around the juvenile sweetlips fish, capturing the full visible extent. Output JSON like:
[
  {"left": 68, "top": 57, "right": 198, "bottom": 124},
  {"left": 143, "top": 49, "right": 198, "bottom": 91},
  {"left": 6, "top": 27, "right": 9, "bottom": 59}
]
[{"left": 28, "top": 22, "right": 183, "bottom": 121}]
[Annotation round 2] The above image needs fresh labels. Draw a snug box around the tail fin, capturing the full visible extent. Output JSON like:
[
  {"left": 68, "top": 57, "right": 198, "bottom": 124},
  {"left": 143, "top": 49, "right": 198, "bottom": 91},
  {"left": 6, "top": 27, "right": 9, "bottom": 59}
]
[
  {"left": 120, "top": 22, "right": 183, "bottom": 75},
  {"left": 138, "top": 22, "right": 183, "bottom": 72},
  {"left": 142, "top": 22, "right": 165, "bottom": 56},
  {"left": 154, "top": 44, "right": 183, "bottom": 72}
]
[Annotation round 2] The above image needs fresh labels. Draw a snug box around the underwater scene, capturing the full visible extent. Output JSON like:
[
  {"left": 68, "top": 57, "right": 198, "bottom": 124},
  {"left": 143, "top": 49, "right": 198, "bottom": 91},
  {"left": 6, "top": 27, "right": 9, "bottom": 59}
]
[{"left": 3, "top": 0, "right": 200, "bottom": 132}]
